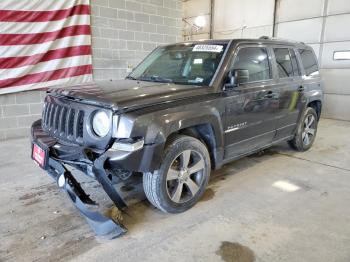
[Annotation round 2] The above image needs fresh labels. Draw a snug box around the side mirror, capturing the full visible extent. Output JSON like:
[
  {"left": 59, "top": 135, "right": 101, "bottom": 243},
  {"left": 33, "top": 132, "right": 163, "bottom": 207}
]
[{"left": 225, "top": 69, "right": 249, "bottom": 88}]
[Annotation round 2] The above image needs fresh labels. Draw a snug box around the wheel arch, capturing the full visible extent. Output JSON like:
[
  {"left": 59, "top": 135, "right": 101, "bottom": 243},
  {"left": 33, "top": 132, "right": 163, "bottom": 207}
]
[
  {"left": 127, "top": 106, "right": 225, "bottom": 171},
  {"left": 307, "top": 99, "right": 322, "bottom": 120},
  {"left": 175, "top": 123, "right": 219, "bottom": 169},
  {"left": 161, "top": 110, "right": 225, "bottom": 169}
]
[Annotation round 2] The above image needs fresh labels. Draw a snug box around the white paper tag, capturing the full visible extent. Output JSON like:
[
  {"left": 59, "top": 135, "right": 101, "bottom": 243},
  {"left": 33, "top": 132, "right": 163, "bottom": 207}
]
[
  {"left": 193, "top": 58, "right": 203, "bottom": 64},
  {"left": 193, "top": 45, "right": 223, "bottom": 53}
]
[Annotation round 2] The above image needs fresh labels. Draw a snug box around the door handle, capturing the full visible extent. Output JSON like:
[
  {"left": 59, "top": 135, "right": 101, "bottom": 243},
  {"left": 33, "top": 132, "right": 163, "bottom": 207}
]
[
  {"left": 298, "top": 86, "right": 305, "bottom": 92},
  {"left": 264, "top": 90, "right": 275, "bottom": 99}
]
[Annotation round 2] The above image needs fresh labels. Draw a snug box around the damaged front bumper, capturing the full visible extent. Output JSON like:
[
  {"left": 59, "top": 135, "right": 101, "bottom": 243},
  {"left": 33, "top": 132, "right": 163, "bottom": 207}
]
[
  {"left": 31, "top": 120, "right": 132, "bottom": 239},
  {"left": 48, "top": 158, "right": 127, "bottom": 238}
]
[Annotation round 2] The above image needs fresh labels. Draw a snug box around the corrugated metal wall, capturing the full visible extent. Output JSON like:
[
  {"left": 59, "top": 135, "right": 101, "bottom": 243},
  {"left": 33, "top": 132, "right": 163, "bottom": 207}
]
[
  {"left": 183, "top": 0, "right": 350, "bottom": 121},
  {"left": 275, "top": 0, "right": 350, "bottom": 121}
]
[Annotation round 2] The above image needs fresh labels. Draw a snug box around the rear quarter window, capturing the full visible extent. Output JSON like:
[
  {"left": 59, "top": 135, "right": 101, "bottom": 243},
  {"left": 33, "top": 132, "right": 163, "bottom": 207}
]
[{"left": 298, "top": 49, "right": 319, "bottom": 76}]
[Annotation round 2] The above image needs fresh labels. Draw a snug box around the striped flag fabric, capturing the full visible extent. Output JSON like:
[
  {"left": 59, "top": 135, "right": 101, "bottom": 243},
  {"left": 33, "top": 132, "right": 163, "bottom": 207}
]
[{"left": 0, "top": 0, "right": 93, "bottom": 95}]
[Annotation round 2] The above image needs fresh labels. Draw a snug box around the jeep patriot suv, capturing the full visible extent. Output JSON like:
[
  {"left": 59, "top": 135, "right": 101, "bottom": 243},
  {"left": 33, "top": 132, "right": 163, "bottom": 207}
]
[{"left": 31, "top": 38, "right": 323, "bottom": 237}]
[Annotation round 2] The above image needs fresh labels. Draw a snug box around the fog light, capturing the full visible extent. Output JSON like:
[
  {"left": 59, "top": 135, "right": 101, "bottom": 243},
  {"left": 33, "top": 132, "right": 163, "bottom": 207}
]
[{"left": 58, "top": 174, "right": 66, "bottom": 188}]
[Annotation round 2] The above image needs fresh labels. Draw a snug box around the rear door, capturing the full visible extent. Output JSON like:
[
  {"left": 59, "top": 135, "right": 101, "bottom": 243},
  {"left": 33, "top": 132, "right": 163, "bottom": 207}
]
[
  {"left": 223, "top": 45, "right": 281, "bottom": 159},
  {"left": 297, "top": 47, "right": 321, "bottom": 101},
  {"left": 272, "top": 46, "right": 307, "bottom": 140}
]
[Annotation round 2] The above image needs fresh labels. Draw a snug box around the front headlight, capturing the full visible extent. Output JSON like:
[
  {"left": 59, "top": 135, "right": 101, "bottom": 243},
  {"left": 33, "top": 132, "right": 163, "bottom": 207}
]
[{"left": 92, "top": 111, "right": 110, "bottom": 137}]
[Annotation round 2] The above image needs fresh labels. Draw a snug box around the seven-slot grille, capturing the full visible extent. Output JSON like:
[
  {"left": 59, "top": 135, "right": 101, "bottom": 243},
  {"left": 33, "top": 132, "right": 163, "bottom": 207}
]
[{"left": 42, "top": 101, "right": 84, "bottom": 143}]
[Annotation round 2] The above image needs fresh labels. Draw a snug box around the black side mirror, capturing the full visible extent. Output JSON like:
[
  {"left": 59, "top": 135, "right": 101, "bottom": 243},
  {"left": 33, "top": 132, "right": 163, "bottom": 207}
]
[{"left": 225, "top": 69, "right": 249, "bottom": 89}]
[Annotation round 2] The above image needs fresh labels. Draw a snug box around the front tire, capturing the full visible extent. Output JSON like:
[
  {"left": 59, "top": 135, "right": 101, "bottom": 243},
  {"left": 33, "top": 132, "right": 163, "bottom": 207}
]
[
  {"left": 289, "top": 107, "right": 318, "bottom": 151},
  {"left": 143, "top": 135, "right": 211, "bottom": 213}
]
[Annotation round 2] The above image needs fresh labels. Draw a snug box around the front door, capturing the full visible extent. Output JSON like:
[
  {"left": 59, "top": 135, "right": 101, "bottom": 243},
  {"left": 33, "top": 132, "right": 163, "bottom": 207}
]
[{"left": 223, "top": 45, "right": 280, "bottom": 159}]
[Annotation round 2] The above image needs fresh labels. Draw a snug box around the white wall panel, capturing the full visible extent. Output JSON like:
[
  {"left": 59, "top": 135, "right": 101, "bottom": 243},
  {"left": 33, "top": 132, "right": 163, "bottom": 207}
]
[
  {"left": 213, "top": 30, "right": 242, "bottom": 40},
  {"left": 327, "top": 0, "right": 350, "bottom": 15},
  {"left": 322, "top": 94, "right": 350, "bottom": 120},
  {"left": 242, "top": 25, "right": 273, "bottom": 39},
  {"left": 308, "top": 44, "right": 321, "bottom": 59},
  {"left": 213, "top": 0, "right": 274, "bottom": 36},
  {"left": 324, "top": 14, "right": 350, "bottom": 42},
  {"left": 321, "top": 41, "right": 350, "bottom": 68},
  {"left": 182, "top": 0, "right": 210, "bottom": 40},
  {"left": 183, "top": 15, "right": 211, "bottom": 36},
  {"left": 276, "top": 18, "right": 323, "bottom": 43},
  {"left": 183, "top": 0, "right": 210, "bottom": 18},
  {"left": 276, "top": 0, "right": 324, "bottom": 22},
  {"left": 190, "top": 33, "right": 210, "bottom": 40},
  {"left": 213, "top": 26, "right": 272, "bottom": 40},
  {"left": 321, "top": 68, "right": 350, "bottom": 94}
]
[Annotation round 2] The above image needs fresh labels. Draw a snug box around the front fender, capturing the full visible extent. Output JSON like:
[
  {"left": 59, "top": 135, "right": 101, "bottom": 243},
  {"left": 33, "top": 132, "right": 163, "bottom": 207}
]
[
  {"left": 115, "top": 103, "right": 225, "bottom": 170},
  {"left": 133, "top": 105, "right": 223, "bottom": 146}
]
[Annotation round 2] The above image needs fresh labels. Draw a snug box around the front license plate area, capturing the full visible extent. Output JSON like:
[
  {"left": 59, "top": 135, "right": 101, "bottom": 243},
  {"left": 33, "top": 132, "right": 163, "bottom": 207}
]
[{"left": 32, "top": 143, "right": 49, "bottom": 169}]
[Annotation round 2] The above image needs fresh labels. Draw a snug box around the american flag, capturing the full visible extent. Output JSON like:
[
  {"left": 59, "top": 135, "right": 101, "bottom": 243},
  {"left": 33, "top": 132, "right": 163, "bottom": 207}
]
[{"left": 0, "top": 0, "right": 93, "bottom": 95}]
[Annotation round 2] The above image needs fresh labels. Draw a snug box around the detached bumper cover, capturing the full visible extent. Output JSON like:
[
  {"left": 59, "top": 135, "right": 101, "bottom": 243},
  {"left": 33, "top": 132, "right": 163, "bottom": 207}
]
[
  {"left": 31, "top": 120, "right": 128, "bottom": 238},
  {"left": 48, "top": 158, "right": 127, "bottom": 238}
]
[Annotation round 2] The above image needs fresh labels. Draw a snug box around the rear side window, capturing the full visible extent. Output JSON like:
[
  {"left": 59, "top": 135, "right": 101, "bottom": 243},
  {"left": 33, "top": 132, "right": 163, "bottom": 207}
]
[
  {"left": 298, "top": 49, "right": 319, "bottom": 76},
  {"left": 274, "top": 48, "right": 293, "bottom": 78},
  {"left": 231, "top": 47, "right": 271, "bottom": 83}
]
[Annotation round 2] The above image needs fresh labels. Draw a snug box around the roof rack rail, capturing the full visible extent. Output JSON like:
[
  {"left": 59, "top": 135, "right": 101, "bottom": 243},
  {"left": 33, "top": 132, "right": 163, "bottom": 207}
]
[{"left": 259, "top": 36, "right": 306, "bottom": 45}]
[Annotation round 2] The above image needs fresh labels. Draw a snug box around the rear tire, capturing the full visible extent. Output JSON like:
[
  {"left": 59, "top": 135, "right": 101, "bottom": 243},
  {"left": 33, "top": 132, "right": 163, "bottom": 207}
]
[
  {"left": 143, "top": 135, "right": 211, "bottom": 213},
  {"left": 289, "top": 107, "right": 318, "bottom": 151}
]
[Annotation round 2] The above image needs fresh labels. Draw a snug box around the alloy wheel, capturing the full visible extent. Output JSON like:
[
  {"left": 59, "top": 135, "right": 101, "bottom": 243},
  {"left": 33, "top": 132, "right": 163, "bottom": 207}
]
[
  {"left": 165, "top": 149, "right": 205, "bottom": 203},
  {"left": 302, "top": 114, "right": 316, "bottom": 146}
]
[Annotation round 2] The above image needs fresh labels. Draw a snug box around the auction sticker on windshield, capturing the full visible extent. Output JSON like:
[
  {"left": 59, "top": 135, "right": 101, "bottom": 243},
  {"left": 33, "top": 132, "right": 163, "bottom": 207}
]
[{"left": 193, "top": 45, "right": 223, "bottom": 53}]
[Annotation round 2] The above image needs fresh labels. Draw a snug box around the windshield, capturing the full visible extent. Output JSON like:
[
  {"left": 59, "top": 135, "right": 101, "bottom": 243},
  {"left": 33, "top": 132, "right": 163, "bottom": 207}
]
[{"left": 128, "top": 43, "right": 228, "bottom": 86}]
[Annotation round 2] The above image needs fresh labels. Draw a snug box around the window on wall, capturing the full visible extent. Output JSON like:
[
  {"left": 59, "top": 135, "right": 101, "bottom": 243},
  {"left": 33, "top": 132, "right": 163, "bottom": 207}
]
[
  {"left": 274, "top": 48, "right": 293, "bottom": 78},
  {"left": 231, "top": 47, "right": 271, "bottom": 83},
  {"left": 298, "top": 49, "right": 319, "bottom": 76},
  {"left": 333, "top": 50, "right": 350, "bottom": 60}
]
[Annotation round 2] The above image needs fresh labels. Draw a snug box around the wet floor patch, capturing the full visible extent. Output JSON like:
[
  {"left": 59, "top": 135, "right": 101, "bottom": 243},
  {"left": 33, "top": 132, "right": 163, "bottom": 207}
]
[
  {"left": 18, "top": 191, "right": 45, "bottom": 201},
  {"left": 216, "top": 241, "right": 255, "bottom": 262},
  {"left": 210, "top": 172, "right": 231, "bottom": 184},
  {"left": 105, "top": 206, "right": 124, "bottom": 223},
  {"left": 200, "top": 188, "right": 215, "bottom": 202},
  {"left": 23, "top": 198, "right": 42, "bottom": 206},
  {"left": 31, "top": 184, "right": 57, "bottom": 192},
  {"left": 47, "top": 235, "right": 97, "bottom": 262},
  {"left": 3, "top": 210, "right": 96, "bottom": 262},
  {"left": 19, "top": 184, "right": 58, "bottom": 201},
  {"left": 287, "top": 178, "right": 313, "bottom": 191},
  {"left": 250, "top": 149, "right": 279, "bottom": 158},
  {"left": 121, "top": 184, "right": 135, "bottom": 192}
]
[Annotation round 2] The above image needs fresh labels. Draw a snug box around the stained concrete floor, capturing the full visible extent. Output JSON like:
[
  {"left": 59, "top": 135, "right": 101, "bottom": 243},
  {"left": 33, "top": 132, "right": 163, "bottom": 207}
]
[{"left": 1, "top": 119, "right": 350, "bottom": 262}]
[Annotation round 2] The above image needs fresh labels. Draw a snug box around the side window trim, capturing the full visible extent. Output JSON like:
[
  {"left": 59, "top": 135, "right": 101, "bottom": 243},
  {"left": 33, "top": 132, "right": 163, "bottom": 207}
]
[
  {"left": 229, "top": 44, "right": 273, "bottom": 85},
  {"left": 295, "top": 48, "right": 307, "bottom": 76},
  {"left": 289, "top": 48, "right": 302, "bottom": 77},
  {"left": 272, "top": 46, "right": 294, "bottom": 80}
]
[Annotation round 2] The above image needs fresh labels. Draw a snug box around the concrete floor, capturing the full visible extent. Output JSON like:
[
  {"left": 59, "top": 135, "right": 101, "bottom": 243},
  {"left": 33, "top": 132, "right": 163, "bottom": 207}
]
[{"left": 1, "top": 118, "right": 350, "bottom": 262}]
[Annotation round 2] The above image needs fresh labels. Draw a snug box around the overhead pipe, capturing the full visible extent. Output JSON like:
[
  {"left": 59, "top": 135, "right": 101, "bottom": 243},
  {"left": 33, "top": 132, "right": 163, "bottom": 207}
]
[
  {"left": 272, "top": 0, "right": 278, "bottom": 37},
  {"left": 209, "top": 0, "right": 214, "bottom": 39}
]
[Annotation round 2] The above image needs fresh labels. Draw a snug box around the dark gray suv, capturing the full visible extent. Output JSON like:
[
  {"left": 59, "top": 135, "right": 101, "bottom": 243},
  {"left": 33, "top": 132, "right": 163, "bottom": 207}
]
[{"left": 31, "top": 37, "right": 323, "bottom": 237}]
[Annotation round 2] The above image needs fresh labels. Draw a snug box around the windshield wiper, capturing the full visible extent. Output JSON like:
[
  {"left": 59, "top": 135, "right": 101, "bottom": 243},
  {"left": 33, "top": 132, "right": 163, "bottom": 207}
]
[{"left": 138, "top": 75, "right": 173, "bottom": 83}]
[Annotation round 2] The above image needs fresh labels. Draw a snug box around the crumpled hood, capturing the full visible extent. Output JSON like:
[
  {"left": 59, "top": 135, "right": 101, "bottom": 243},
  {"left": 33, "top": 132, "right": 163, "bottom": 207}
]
[{"left": 47, "top": 80, "right": 212, "bottom": 111}]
